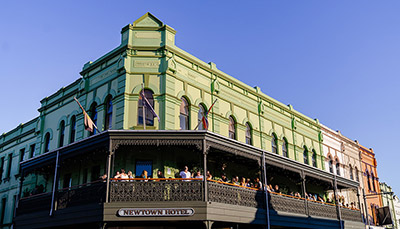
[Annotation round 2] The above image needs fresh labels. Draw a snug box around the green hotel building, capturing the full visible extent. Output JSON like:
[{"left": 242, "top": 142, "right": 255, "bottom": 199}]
[{"left": 0, "top": 13, "right": 364, "bottom": 228}]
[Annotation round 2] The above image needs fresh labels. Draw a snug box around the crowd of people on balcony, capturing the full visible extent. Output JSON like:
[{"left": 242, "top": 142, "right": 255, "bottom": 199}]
[
  {"left": 110, "top": 166, "right": 358, "bottom": 210},
  {"left": 110, "top": 166, "right": 264, "bottom": 190},
  {"left": 265, "top": 182, "right": 359, "bottom": 210}
]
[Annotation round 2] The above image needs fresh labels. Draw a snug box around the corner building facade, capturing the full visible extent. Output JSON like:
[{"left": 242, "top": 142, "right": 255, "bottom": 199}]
[{"left": 1, "top": 13, "right": 364, "bottom": 229}]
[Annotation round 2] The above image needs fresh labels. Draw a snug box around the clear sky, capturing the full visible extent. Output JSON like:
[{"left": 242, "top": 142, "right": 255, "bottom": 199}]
[{"left": 1, "top": 1, "right": 399, "bottom": 193}]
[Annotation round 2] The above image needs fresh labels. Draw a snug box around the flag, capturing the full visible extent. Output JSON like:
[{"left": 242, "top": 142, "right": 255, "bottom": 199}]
[
  {"left": 74, "top": 97, "right": 98, "bottom": 133},
  {"left": 196, "top": 99, "right": 217, "bottom": 130},
  {"left": 140, "top": 90, "right": 161, "bottom": 123},
  {"left": 83, "top": 110, "right": 95, "bottom": 132},
  {"left": 201, "top": 115, "right": 209, "bottom": 130}
]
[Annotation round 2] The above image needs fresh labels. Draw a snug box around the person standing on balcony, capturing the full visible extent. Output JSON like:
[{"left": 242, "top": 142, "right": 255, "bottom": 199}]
[
  {"left": 140, "top": 170, "right": 148, "bottom": 182},
  {"left": 218, "top": 173, "right": 228, "bottom": 182},
  {"left": 254, "top": 177, "right": 262, "bottom": 190},
  {"left": 179, "top": 166, "right": 191, "bottom": 180},
  {"left": 127, "top": 171, "right": 134, "bottom": 179},
  {"left": 100, "top": 174, "right": 107, "bottom": 181},
  {"left": 274, "top": 184, "right": 280, "bottom": 193},
  {"left": 157, "top": 170, "right": 165, "bottom": 179},
  {"left": 194, "top": 171, "right": 204, "bottom": 179},
  {"left": 120, "top": 169, "right": 129, "bottom": 180},
  {"left": 246, "top": 178, "right": 252, "bottom": 187},
  {"left": 240, "top": 177, "right": 246, "bottom": 187},
  {"left": 206, "top": 171, "right": 212, "bottom": 180}
]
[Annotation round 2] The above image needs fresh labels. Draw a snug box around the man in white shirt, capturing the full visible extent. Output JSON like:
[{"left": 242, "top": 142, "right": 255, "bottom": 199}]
[{"left": 179, "top": 166, "right": 191, "bottom": 180}]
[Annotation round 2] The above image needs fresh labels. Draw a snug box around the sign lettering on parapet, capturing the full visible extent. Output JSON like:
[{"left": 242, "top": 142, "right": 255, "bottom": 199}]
[{"left": 117, "top": 208, "right": 195, "bottom": 217}]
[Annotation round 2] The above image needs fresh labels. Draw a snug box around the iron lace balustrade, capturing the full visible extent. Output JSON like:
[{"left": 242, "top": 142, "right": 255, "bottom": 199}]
[
  {"left": 207, "top": 180, "right": 264, "bottom": 208},
  {"left": 17, "top": 192, "right": 52, "bottom": 215},
  {"left": 109, "top": 178, "right": 204, "bottom": 202},
  {"left": 56, "top": 181, "right": 106, "bottom": 209},
  {"left": 16, "top": 181, "right": 106, "bottom": 216},
  {"left": 268, "top": 192, "right": 363, "bottom": 222},
  {"left": 109, "top": 178, "right": 264, "bottom": 209}
]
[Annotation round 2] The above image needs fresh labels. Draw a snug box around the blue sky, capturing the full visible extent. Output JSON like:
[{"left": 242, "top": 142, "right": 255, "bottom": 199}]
[{"left": 1, "top": 1, "right": 399, "bottom": 193}]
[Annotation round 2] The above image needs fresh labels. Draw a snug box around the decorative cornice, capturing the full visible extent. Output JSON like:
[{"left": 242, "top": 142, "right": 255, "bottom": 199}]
[
  {"left": 111, "top": 138, "right": 203, "bottom": 153},
  {"left": 80, "top": 45, "right": 127, "bottom": 76}
]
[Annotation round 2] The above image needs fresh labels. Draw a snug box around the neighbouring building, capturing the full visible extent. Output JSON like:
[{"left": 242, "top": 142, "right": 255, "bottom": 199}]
[
  {"left": 360, "top": 144, "right": 383, "bottom": 226},
  {"left": 320, "top": 125, "right": 365, "bottom": 218},
  {"left": 380, "top": 182, "right": 398, "bottom": 228},
  {"left": 394, "top": 195, "right": 400, "bottom": 229},
  {"left": 1, "top": 13, "right": 366, "bottom": 229}
]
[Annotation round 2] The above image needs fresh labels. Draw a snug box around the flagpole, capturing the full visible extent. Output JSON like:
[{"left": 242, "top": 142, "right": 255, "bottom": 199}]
[{"left": 142, "top": 83, "right": 146, "bottom": 130}]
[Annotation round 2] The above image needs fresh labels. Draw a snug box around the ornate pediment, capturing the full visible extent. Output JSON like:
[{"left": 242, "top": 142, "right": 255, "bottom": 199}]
[{"left": 133, "top": 12, "right": 163, "bottom": 27}]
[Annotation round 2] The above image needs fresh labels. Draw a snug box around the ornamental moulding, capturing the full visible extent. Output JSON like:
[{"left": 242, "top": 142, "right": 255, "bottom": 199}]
[{"left": 110, "top": 139, "right": 203, "bottom": 152}]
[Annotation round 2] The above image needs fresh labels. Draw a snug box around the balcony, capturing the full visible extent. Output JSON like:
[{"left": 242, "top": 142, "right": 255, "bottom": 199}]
[
  {"left": 17, "top": 181, "right": 106, "bottom": 215},
  {"left": 268, "top": 191, "right": 362, "bottom": 222},
  {"left": 109, "top": 179, "right": 264, "bottom": 208},
  {"left": 15, "top": 131, "right": 365, "bottom": 228},
  {"left": 17, "top": 179, "right": 361, "bottom": 224}
]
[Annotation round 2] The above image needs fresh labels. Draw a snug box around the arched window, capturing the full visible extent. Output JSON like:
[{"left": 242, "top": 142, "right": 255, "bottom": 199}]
[
  {"left": 179, "top": 97, "right": 189, "bottom": 130},
  {"left": 371, "top": 173, "right": 376, "bottom": 192},
  {"left": 245, "top": 123, "right": 252, "bottom": 145},
  {"left": 336, "top": 159, "right": 340, "bottom": 176},
  {"left": 282, "top": 138, "right": 288, "bottom": 157},
  {"left": 69, "top": 115, "right": 76, "bottom": 144},
  {"left": 349, "top": 165, "right": 354, "bottom": 180},
  {"left": 198, "top": 104, "right": 207, "bottom": 130},
  {"left": 58, "top": 121, "right": 65, "bottom": 147},
  {"left": 355, "top": 167, "right": 359, "bottom": 182},
  {"left": 104, "top": 96, "right": 113, "bottom": 130},
  {"left": 44, "top": 133, "right": 50, "bottom": 153},
  {"left": 366, "top": 170, "right": 372, "bottom": 190},
  {"left": 312, "top": 150, "right": 317, "bottom": 167},
  {"left": 329, "top": 157, "right": 334, "bottom": 173},
  {"left": 271, "top": 134, "right": 278, "bottom": 154},
  {"left": 90, "top": 103, "right": 98, "bottom": 136},
  {"left": 303, "top": 147, "right": 309, "bottom": 165},
  {"left": 138, "top": 89, "right": 155, "bottom": 126},
  {"left": 371, "top": 204, "right": 377, "bottom": 224},
  {"left": 228, "top": 116, "right": 236, "bottom": 140}
]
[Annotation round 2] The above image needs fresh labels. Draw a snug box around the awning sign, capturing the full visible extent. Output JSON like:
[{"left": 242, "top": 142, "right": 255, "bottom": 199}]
[{"left": 118, "top": 208, "right": 195, "bottom": 217}]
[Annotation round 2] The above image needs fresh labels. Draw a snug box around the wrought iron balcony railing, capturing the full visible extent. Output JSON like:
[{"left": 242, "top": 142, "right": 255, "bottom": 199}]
[
  {"left": 268, "top": 191, "right": 363, "bottom": 222},
  {"left": 17, "top": 179, "right": 362, "bottom": 223}
]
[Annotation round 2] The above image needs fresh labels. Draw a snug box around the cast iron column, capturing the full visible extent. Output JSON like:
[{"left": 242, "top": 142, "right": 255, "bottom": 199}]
[
  {"left": 50, "top": 151, "right": 60, "bottom": 216},
  {"left": 105, "top": 151, "right": 112, "bottom": 203},
  {"left": 333, "top": 175, "right": 343, "bottom": 229},
  {"left": 261, "top": 152, "right": 270, "bottom": 229},
  {"left": 203, "top": 139, "right": 208, "bottom": 202},
  {"left": 301, "top": 170, "right": 308, "bottom": 215},
  {"left": 15, "top": 169, "right": 25, "bottom": 219},
  {"left": 356, "top": 188, "right": 364, "bottom": 222}
]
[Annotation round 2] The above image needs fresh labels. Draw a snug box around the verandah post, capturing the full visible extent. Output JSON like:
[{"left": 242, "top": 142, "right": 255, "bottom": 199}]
[
  {"left": 333, "top": 175, "right": 343, "bottom": 229},
  {"left": 105, "top": 152, "right": 112, "bottom": 203},
  {"left": 203, "top": 138, "right": 208, "bottom": 202},
  {"left": 301, "top": 170, "right": 309, "bottom": 216},
  {"left": 261, "top": 152, "right": 270, "bottom": 229},
  {"left": 50, "top": 151, "right": 60, "bottom": 216}
]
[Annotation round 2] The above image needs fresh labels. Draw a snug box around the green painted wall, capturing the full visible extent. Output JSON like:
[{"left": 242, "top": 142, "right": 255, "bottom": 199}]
[{"left": 113, "top": 13, "right": 322, "bottom": 167}]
